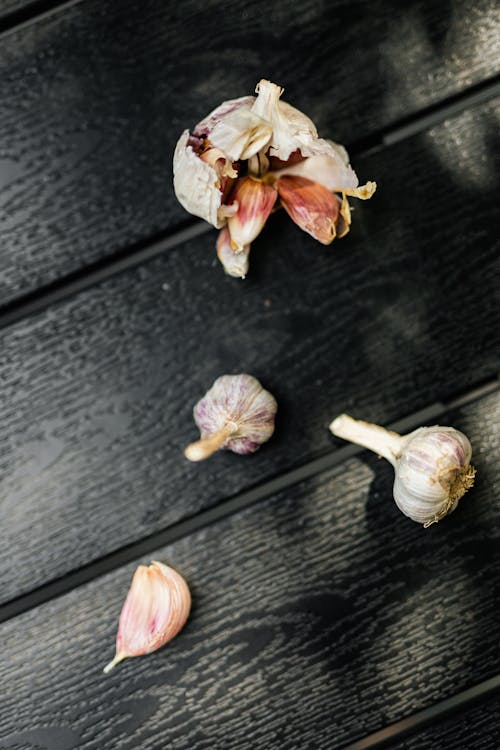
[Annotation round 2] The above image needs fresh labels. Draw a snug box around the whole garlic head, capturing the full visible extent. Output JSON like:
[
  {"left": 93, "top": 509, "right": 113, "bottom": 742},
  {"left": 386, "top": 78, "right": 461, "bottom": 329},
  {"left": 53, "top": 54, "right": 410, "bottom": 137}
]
[
  {"left": 173, "top": 79, "right": 376, "bottom": 276},
  {"left": 184, "top": 374, "right": 277, "bottom": 461},
  {"left": 393, "top": 426, "right": 475, "bottom": 526},
  {"left": 330, "top": 415, "right": 476, "bottom": 527}
]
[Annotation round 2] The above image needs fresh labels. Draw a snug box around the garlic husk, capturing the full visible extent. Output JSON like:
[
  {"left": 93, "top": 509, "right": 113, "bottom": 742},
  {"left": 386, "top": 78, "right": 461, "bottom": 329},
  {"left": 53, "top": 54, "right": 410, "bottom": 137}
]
[
  {"left": 193, "top": 96, "right": 255, "bottom": 137},
  {"left": 276, "top": 175, "right": 340, "bottom": 245},
  {"left": 104, "top": 561, "right": 191, "bottom": 673},
  {"left": 216, "top": 227, "right": 250, "bottom": 278},
  {"left": 208, "top": 109, "right": 273, "bottom": 161},
  {"left": 173, "top": 130, "right": 228, "bottom": 228},
  {"left": 251, "top": 80, "right": 319, "bottom": 161},
  {"left": 184, "top": 374, "right": 277, "bottom": 461},
  {"left": 329, "top": 415, "right": 476, "bottom": 527},
  {"left": 269, "top": 151, "right": 359, "bottom": 192},
  {"left": 227, "top": 177, "right": 278, "bottom": 251}
]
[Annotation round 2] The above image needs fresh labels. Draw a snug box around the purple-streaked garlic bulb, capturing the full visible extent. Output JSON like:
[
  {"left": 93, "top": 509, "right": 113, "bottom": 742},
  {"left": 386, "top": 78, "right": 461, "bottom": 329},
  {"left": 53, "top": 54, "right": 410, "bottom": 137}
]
[
  {"left": 329, "top": 415, "right": 476, "bottom": 527},
  {"left": 103, "top": 561, "right": 191, "bottom": 673},
  {"left": 173, "top": 79, "right": 376, "bottom": 277},
  {"left": 184, "top": 374, "right": 277, "bottom": 461}
]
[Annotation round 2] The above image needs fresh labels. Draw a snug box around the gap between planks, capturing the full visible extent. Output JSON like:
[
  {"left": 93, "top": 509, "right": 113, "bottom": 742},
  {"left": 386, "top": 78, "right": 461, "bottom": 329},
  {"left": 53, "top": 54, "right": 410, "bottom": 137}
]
[
  {"left": 340, "top": 673, "right": 500, "bottom": 750},
  {"left": 0, "top": 374, "right": 497, "bottom": 626},
  {"left": 0, "top": 0, "right": 85, "bottom": 36},
  {"left": 0, "top": 75, "right": 498, "bottom": 331}
]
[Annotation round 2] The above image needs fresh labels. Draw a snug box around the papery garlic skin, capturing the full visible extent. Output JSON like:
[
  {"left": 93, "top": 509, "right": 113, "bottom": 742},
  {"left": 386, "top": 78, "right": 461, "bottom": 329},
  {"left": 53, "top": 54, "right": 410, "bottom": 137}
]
[
  {"left": 185, "top": 374, "right": 277, "bottom": 461},
  {"left": 329, "top": 415, "right": 475, "bottom": 527},
  {"left": 103, "top": 561, "right": 191, "bottom": 673},
  {"left": 251, "top": 80, "right": 319, "bottom": 161},
  {"left": 270, "top": 152, "right": 359, "bottom": 192},
  {"left": 173, "top": 131, "right": 230, "bottom": 228}
]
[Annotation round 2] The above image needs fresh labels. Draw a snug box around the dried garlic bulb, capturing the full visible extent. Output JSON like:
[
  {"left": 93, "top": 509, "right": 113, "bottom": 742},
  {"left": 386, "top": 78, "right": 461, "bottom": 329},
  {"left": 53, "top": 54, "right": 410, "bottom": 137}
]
[
  {"left": 184, "top": 374, "right": 277, "bottom": 461},
  {"left": 330, "top": 415, "right": 476, "bottom": 527},
  {"left": 103, "top": 561, "right": 191, "bottom": 673},
  {"left": 173, "top": 79, "right": 376, "bottom": 276}
]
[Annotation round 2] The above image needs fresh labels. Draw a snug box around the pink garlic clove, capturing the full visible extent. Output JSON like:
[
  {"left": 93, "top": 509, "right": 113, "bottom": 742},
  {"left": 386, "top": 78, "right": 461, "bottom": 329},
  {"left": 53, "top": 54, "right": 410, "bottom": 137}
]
[
  {"left": 103, "top": 561, "right": 191, "bottom": 673},
  {"left": 276, "top": 175, "right": 341, "bottom": 245},
  {"left": 227, "top": 177, "right": 278, "bottom": 252},
  {"left": 184, "top": 374, "right": 277, "bottom": 461}
]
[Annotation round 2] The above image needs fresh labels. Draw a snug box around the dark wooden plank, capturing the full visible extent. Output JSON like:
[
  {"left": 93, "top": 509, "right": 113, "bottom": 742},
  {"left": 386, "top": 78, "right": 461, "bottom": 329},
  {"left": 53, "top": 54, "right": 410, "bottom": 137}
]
[
  {"left": 0, "top": 101, "right": 498, "bottom": 603},
  {"left": 0, "top": 0, "right": 30, "bottom": 15},
  {"left": 386, "top": 694, "right": 500, "bottom": 750},
  {"left": 0, "top": 392, "right": 498, "bottom": 749},
  {"left": 1, "top": 0, "right": 499, "bottom": 302}
]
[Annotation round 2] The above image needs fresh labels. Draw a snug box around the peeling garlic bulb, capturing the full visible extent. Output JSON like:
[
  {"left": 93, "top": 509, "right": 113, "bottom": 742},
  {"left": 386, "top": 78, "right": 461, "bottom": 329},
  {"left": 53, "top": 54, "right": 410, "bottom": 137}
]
[
  {"left": 184, "top": 374, "right": 277, "bottom": 461},
  {"left": 103, "top": 561, "right": 191, "bottom": 673},
  {"left": 330, "top": 415, "right": 476, "bottom": 527},
  {"left": 173, "top": 79, "right": 376, "bottom": 276}
]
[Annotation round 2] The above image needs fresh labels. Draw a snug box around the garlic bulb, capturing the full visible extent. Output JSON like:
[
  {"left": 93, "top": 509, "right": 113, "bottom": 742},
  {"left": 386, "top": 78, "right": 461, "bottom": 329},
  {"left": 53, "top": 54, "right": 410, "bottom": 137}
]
[
  {"left": 184, "top": 374, "right": 277, "bottom": 461},
  {"left": 329, "top": 414, "right": 476, "bottom": 527},
  {"left": 103, "top": 561, "right": 191, "bottom": 673},
  {"left": 173, "top": 79, "right": 376, "bottom": 276}
]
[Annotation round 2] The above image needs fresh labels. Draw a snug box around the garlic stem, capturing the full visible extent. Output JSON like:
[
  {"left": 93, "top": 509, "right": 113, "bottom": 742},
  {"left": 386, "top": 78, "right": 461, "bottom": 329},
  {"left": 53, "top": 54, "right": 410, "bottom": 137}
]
[
  {"left": 329, "top": 414, "right": 404, "bottom": 466},
  {"left": 184, "top": 422, "right": 238, "bottom": 461},
  {"left": 103, "top": 653, "right": 126, "bottom": 674}
]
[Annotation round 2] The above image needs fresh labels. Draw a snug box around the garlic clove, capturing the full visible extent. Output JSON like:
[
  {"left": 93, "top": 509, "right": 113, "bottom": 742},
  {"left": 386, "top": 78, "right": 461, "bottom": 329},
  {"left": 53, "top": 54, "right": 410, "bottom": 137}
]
[
  {"left": 173, "top": 130, "right": 228, "bottom": 228},
  {"left": 329, "top": 414, "right": 476, "bottom": 527},
  {"left": 184, "top": 374, "right": 277, "bottom": 461},
  {"left": 216, "top": 227, "right": 250, "bottom": 278},
  {"left": 276, "top": 174, "right": 340, "bottom": 245},
  {"left": 103, "top": 561, "right": 191, "bottom": 673},
  {"left": 227, "top": 177, "right": 278, "bottom": 252}
]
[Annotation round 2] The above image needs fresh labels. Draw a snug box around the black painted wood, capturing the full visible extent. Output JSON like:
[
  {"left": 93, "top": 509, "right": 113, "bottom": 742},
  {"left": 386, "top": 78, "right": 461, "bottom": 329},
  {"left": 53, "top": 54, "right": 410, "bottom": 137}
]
[
  {"left": 0, "top": 102, "right": 498, "bottom": 603},
  {"left": 1, "top": 0, "right": 499, "bottom": 302},
  {"left": 0, "top": 0, "right": 29, "bottom": 16},
  {"left": 0, "top": 392, "right": 498, "bottom": 749},
  {"left": 387, "top": 694, "right": 500, "bottom": 750}
]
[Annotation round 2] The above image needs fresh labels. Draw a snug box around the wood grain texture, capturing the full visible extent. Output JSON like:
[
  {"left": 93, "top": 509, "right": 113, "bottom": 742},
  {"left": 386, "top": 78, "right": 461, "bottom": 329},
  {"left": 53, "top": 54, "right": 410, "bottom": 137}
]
[
  {"left": 0, "top": 102, "right": 499, "bottom": 602},
  {"left": 388, "top": 695, "right": 500, "bottom": 750},
  {"left": 1, "top": 0, "right": 499, "bottom": 302},
  {"left": 0, "top": 392, "right": 498, "bottom": 749},
  {"left": 0, "top": 0, "right": 33, "bottom": 16}
]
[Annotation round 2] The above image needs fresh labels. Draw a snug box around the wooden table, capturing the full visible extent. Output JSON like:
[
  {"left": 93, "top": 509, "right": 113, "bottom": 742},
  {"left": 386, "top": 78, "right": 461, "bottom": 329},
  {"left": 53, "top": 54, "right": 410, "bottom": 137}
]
[{"left": 0, "top": 1, "right": 499, "bottom": 747}]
